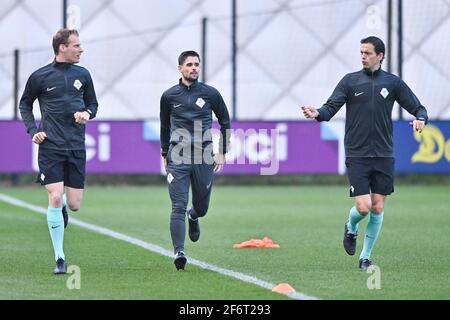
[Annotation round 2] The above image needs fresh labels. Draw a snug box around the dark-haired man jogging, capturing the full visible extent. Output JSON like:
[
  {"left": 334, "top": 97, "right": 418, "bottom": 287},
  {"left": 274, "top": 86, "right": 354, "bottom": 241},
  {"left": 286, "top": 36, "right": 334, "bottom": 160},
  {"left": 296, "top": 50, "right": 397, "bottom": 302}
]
[
  {"left": 301, "top": 36, "right": 427, "bottom": 269},
  {"left": 160, "top": 50, "right": 231, "bottom": 270}
]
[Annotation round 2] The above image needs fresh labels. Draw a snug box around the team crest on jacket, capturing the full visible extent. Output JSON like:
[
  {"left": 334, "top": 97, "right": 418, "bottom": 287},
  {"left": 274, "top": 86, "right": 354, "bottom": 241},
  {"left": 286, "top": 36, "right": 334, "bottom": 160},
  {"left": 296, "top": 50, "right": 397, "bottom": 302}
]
[
  {"left": 196, "top": 97, "right": 205, "bottom": 108},
  {"left": 380, "top": 88, "right": 389, "bottom": 99},
  {"left": 73, "top": 79, "right": 82, "bottom": 90}
]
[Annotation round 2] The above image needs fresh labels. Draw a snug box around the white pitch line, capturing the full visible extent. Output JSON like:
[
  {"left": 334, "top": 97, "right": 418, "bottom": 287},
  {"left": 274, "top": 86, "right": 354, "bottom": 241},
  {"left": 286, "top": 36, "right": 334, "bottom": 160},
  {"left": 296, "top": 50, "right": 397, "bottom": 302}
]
[{"left": 0, "top": 193, "right": 319, "bottom": 300}]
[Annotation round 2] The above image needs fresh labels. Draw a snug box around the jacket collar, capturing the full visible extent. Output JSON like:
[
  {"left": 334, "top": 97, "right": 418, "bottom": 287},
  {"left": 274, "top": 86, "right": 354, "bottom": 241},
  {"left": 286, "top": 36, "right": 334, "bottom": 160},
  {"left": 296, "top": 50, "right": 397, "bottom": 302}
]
[
  {"left": 178, "top": 78, "right": 199, "bottom": 89},
  {"left": 363, "top": 65, "right": 382, "bottom": 76},
  {"left": 52, "top": 59, "right": 72, "bottom": 69}
]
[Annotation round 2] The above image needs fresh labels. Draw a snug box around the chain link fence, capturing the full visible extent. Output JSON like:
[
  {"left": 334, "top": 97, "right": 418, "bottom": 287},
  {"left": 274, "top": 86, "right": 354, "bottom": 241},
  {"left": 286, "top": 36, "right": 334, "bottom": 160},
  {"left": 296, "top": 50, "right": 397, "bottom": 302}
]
[{"left": 0, "top": 0, "right": 448, "bottom": 120}]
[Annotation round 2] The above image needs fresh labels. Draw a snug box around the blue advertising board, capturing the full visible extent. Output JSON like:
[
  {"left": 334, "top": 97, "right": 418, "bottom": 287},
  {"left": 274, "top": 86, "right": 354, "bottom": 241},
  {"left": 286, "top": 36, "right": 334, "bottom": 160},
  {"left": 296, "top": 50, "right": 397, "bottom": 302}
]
[{"left": 394, "top": 121, "right": 450, "bottom": 173}]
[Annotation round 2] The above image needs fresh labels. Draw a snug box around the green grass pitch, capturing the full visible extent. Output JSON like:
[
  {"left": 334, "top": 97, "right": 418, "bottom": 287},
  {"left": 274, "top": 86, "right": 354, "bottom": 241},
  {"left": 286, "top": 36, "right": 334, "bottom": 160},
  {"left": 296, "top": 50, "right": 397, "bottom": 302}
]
[{"left": 0, "top": 185, "right": 449, "bottom": 299}]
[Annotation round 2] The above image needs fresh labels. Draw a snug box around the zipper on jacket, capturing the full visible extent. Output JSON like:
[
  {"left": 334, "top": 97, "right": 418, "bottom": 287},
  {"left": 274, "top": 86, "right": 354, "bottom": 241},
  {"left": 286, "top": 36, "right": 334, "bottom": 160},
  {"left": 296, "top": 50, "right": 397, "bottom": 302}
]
[
  {"left": 187, "top": 85, "right": 191, "bottom": 105},
  {"left": 370, "top": 71, "right": 375, "bottom": 157},
  {"left": 63, "top": 68, "right": 70, "bottom": 150}
]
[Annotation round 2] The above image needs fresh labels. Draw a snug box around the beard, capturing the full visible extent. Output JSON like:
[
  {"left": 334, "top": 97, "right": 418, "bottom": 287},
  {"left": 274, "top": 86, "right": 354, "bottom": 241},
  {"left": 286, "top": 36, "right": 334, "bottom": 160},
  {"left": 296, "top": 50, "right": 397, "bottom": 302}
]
[{"left": 183, "top": 73, "right": 198, "bottom": 82}]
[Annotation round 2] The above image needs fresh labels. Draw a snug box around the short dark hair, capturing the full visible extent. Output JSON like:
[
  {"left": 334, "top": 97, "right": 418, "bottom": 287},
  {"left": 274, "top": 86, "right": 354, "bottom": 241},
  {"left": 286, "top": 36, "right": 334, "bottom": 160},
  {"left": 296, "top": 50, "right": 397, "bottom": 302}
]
[
  {"left": 361, "top": 36, "right": 385, "bottom": 63},
  {"left": 52, "top": 28, "right": 79, "bottom": 55},
  {"left": 178, "top": 51, "right": 200, "bottom": 65}
]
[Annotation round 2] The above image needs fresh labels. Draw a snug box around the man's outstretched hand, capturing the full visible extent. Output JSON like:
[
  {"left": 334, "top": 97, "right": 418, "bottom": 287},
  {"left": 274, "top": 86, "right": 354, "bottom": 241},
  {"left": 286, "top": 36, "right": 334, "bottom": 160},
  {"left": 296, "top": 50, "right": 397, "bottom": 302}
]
[
  {"left": 409, "top": 119, "right": 425, "bottom": 133},
  {"left": 301, "top": 106, "right": 319, "bottom": 119}
]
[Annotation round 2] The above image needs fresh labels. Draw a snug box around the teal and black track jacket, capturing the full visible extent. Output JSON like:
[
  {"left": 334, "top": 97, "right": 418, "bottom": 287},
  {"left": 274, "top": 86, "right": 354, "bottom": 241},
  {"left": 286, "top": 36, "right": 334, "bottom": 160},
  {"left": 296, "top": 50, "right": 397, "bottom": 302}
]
[
  {"left": 316, "top": 67, "right": 428, "bottom": 158},
  {"left": 19, "top": 60, "right": 98, "bottom": 151},
  {"left": 160, "top": 79, "right": 231, "bottom": 158}
]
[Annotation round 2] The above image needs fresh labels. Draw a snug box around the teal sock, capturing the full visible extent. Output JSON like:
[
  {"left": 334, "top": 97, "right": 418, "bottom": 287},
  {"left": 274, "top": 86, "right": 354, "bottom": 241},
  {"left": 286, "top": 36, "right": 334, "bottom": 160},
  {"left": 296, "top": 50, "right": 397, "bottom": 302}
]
[
  {"left": 347, "top": 206, "right": 366, "bottom": 234},
  {"left": 360, "top": 211, "right": 384, "bottom": 260},
  {"left": 47, "top": 206, "right": 65, "bottom": 261}
]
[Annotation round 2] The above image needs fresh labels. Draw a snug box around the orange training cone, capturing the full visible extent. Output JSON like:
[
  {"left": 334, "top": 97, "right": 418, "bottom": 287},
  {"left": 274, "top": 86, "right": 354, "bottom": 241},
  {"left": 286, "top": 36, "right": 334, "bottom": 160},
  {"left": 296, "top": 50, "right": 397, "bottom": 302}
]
[
  {"left": 232, "top": 236, "right": 280, "bottom": 248},
  {"left": 272, "top": 283, "right": 296, "bottom": 293}
]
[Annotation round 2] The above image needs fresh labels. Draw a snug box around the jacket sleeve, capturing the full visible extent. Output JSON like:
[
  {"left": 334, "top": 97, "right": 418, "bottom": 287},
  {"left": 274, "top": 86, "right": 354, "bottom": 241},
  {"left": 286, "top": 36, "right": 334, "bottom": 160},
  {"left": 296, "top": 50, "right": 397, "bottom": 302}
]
[
  {"left": 19, "top": 73, "right": 40, "bottom": 137},
  {"left": 83, "top": 70, "right": 98, "bottom": 119},
  {"left": 211, "top": 89, "right": 231, "bottom": 154},
  {"left": 160, "top": 93, "right": 171, "bottom": 158},
  {"left": 316, "top": 75, "right": 348, "bottom": 122},
  {"left": 395, "top": 78, "right": 428, "bottom": 124}
]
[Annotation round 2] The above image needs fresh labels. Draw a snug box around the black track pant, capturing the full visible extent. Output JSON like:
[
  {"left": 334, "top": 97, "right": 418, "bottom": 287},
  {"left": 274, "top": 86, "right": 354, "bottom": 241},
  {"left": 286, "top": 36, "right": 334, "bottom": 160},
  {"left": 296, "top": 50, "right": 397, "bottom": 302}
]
[{"left": 167, "top": 162, "right": 214, "bottom": 254}]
